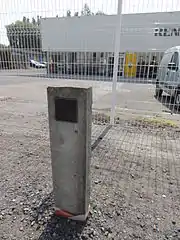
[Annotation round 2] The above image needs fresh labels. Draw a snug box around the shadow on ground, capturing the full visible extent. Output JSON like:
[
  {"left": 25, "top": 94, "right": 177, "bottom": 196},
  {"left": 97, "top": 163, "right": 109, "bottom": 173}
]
[
  {"left": 38, "top": 216, "right": 85, "bottom": 240},
  {"left": 155, "top": 94, "right": 180, "bottom": 114},
  {"left": 31, "top": 192, "right": 86, "bottom": 240}
]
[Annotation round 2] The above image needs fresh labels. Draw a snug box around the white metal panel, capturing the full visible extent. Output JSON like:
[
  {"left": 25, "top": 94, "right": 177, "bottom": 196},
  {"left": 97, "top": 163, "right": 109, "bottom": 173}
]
[{"left": 41, "top": 11, "right": 180, "bottom": 52}]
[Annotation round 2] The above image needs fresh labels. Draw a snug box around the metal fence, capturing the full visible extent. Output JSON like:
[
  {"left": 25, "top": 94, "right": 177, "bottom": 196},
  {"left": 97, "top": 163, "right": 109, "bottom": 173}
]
[
  {"left": 0, "top": 0, "right": 180, "bottom": 240},
  {"left": 1, "top": 1, "right": 180, "bottom": 123}
]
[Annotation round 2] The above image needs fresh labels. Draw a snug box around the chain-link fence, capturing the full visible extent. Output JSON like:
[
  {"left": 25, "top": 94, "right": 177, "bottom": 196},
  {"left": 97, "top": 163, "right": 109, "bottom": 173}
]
[{"left": 0, "top": 0, "right": 180, "bottom": 239}]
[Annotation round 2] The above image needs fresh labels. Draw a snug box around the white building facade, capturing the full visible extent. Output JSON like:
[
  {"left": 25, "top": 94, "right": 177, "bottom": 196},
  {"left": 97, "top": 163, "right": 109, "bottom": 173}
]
[{"left": 41, "top": 11, "right": 180, "bottom": 77}]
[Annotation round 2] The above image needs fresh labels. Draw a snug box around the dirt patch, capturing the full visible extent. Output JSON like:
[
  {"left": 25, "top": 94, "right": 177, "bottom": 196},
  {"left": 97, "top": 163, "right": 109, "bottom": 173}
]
[{"left": 0, "top": 97, "right": 13, "bottom": 103}]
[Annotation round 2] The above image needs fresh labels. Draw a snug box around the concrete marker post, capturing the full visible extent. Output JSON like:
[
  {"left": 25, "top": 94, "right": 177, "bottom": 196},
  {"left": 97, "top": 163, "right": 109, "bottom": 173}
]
[{"left": 47, "top": 86, "right": 92, "bottom": 221}]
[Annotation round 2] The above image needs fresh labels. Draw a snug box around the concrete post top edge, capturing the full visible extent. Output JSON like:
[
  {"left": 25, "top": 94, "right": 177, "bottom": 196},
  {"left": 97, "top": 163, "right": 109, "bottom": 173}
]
[{"left": 47, "top": 86, "right": 92, "bottom": 91}]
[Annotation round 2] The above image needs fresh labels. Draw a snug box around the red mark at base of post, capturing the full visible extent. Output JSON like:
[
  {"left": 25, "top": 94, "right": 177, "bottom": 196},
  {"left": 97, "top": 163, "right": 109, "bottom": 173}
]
[{"left": 55, "top": 209, "right": 73, "bottom": 218}]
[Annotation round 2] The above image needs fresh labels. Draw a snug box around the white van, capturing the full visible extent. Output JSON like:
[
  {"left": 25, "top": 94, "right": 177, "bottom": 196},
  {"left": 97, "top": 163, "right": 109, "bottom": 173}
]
[{"left": 155, "top": 46, "right": 180, "bottom": 107}]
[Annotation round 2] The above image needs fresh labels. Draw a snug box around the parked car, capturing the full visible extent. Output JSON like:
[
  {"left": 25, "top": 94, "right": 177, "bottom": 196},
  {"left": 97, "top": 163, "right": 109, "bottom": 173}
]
[
  {"left": 30, "top": 59, "right": 46, "bottom": 68},
  {"left": 42, "top": 61, "right": 48, "bottom": 67},
  {"left": 155, "top": 46, "right": 180, "bottom": 108}
]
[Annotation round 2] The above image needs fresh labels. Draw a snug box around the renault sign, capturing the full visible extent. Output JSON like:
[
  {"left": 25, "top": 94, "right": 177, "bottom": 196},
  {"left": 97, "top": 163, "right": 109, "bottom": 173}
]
[{"left": 154, "top": 27, "right": 180, "bottom": 37}]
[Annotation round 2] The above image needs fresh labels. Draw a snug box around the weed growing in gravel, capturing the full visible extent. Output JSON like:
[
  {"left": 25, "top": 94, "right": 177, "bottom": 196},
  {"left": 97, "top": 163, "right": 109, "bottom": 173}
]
[{"left": 137, "top": 117, "right": 178, "bottom": 128}]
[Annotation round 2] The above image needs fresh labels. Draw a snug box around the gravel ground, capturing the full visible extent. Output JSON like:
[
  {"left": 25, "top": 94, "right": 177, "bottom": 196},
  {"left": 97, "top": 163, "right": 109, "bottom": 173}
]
[{"left": 0, "top": 98, "right": 180, "bottom": 240}]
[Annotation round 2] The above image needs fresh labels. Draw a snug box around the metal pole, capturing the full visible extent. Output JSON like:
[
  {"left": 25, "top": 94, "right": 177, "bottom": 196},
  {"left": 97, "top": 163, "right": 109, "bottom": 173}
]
[
  {"left": 110, "top": 0, "right": 123, "bottom": 125},
  {"left": 146, "top": 52, "right": 151, "bottom": 80},
  {"left": 47, "top": 49, "right": 50, "bottom": 76}
]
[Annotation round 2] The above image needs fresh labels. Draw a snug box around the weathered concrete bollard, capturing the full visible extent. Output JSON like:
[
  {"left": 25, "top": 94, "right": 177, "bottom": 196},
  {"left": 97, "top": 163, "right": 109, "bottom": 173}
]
[{"left": 47, "top": 86, "right": 92, "bottom": 221}]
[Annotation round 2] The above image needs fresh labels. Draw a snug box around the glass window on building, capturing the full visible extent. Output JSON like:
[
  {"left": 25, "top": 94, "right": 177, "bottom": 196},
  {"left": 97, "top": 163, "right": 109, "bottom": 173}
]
[{"left": 170, "top": 52, "right": 179, "bottom": 66}]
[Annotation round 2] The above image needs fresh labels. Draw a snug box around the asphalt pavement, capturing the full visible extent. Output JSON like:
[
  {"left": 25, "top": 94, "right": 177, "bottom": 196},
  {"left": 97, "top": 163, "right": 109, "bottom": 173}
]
[{"left": 0, "top": 68, "right": 179, "bottom": 121}]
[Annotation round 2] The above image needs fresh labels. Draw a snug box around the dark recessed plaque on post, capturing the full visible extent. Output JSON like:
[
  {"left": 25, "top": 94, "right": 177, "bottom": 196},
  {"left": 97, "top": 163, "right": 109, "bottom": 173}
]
[{"left": 55, "top": 98, "right": 78, "bottom": 123}]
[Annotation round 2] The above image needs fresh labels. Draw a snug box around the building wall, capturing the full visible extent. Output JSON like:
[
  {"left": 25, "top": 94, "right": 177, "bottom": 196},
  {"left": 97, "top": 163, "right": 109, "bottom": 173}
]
[{"left": 41, "top": 11, "right": 180, "bottom": 53}]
